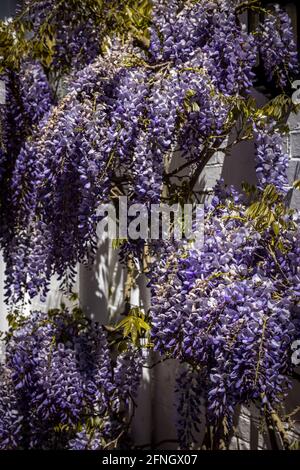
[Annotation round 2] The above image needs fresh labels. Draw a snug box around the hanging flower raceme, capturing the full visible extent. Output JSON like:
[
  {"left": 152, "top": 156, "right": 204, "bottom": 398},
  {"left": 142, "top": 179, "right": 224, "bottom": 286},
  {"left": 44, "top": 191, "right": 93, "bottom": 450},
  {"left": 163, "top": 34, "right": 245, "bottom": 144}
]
[
  {"left": 0, "top": 307, "right": 143, "bottom": 450},
  {"left": 3, "top": 0, "right": 297, "bottom": 302},
  {"left": 254, "top": 120, "right": 289, "bottom": 193},
  {"left": 20, "top": 0, "right": 112, "bottom": 71},
  {"left": 150, "top": 181, "right": 300, "bottom": 447},
  {"left": 0, "top": 0, "right": 299, "bottom": 452},
  {"left": 2, "top": 57, "right": 121, "bottom": 302},
  {"left": 0, "top": 61, "right": 53, "bottom": 300},
  {"left": 257, "top": 4, "right": 299, "bottom": 88}
]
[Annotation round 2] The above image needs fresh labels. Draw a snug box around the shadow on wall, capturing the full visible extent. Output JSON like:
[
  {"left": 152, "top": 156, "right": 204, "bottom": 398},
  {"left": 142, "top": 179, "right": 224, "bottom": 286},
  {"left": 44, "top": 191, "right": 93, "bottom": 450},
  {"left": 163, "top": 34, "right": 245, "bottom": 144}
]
[
  {"left": 287, "top": 159, "right": 300, "bottom": 206},
  {"left": 221, "top": 89, "right": 268, "bottom": 190},
  {"left": 0, "top": 0, "right": 18, "bottom": 19},
  {"left": 79, "top": 236, "right": 126, "bottom": 324},
  {"left": 221, "top": 139, "right": 258, "bottom": 189}
]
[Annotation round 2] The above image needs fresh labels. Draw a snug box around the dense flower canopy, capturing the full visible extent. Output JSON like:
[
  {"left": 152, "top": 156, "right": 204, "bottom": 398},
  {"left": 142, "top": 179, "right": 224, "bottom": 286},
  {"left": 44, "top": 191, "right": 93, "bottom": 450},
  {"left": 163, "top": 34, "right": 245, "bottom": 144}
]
[
  {"left": 150, "top": 182, "right": 299, "bottom": 446},
  {"left": 0, "top": 307, "right": 143, "bottom": 449},
  {"left": 0, "top": 0, "right": 299, "bottom": 450},
  {"left": 0, "top": 0, "right": 298, "bottom": 303}
]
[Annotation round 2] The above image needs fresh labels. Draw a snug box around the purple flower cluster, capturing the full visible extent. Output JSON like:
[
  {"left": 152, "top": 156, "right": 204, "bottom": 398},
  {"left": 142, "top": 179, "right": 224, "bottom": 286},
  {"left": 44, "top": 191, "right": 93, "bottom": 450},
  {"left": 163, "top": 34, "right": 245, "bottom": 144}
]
[
  {"left": 257, "top": 5, "right": 299, "bottom": 88},
  {"left": 254, "top": 121, "right": 289, "bottom": 192},
  {"left": 0, "top": 61, "right": 53, "bottom": 291},
  {"left": 175, "top": 365, "right": 203, "bottom": 449},
  {"left": 1, "top": 0, "right": 297, "bottom": 303},
  {"left": 21, "top": 0, "right": 103, "bottom": 71},
  {"left": 19, "top": 60, "right": 53, "bottom": 126},
  {"left": 0, "top": 0, "right": 299, "bottom": 450},
  {"left": 68, "top": 426, "right": 103, "bottom": 451},
  {"left": 149, "top": 0, "right": 257, "bottom": 95},
  {"left": 113, "top": 347, "right": 144, "bottom": 410},
  {"left": 150, "top": 184, "right": 299, "bottom": 446},
  {"left": 2, "top": 57, "right": 119, "bottom": 302},
  {"left": 0, "top": 365, "right": 23, "bottom": 450},
  {"left": 0, "top": 308, "right": 143, "bottom": 449}
]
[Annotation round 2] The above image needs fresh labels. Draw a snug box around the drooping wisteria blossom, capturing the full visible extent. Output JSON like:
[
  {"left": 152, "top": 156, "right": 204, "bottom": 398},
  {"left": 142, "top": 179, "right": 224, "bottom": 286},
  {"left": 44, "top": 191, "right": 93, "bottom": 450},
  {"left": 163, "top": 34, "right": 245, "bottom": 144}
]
[
  {"left": 2, "top": 57, "right": 119, "bottom": 301},
  {"left": 1, "top": 0, "right": 297, "bottom": 303},
  {"left": 0, "top": 60, "right": 53, "bottom": 299},
  {"left": 254, "top": 120, "right": 289, "bottom": 192},
  {"left": 0, "top": 0, "right": 299, "bottom": 451},
  {"left": 257, "top": 4, "right": 299, "bottom": 88},
  {"left": 0, "top": 308, "right": 143, "bottom": 449},
  {"left": 150, "top": 178, "right": 300, "bottom": 447},
  {"left": 20, "top": 0, "right": 105, "bottom": 71}
]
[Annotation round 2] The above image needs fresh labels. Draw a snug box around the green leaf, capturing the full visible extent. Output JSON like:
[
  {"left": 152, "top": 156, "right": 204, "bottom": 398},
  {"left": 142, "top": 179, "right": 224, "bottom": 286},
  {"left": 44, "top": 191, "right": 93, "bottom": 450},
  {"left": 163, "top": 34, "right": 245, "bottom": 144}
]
[
  {"left": 69, "top": 292, "right": 79, "bottom": 302},
  {"left": 112, "top": 238, "right": 127, "bottom": 249},
  {"left": 293, "top": 179, "right": 300, "bottom": 191},
  {"left": 114, "top": 307, "right": 151, "bottom": 346},
  {"left": 191, "top": 102, "right": 200, "bottom": 112},
  {"left": 137, "top": 317, "right": 151, "bottom": 331},
  {"left": 272, "top": 222, "right": 280, "bottom": 237}
]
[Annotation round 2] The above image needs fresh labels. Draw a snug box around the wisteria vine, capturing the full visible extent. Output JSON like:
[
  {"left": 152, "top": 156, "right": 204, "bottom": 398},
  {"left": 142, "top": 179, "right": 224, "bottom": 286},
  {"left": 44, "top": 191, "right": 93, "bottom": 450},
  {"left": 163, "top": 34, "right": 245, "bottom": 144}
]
[
  {"left": 0, "top": 305, "right": 143, "bottom": 449},
  {"left": 0, "top": 0, "right": 299, "bottom": 450}
]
